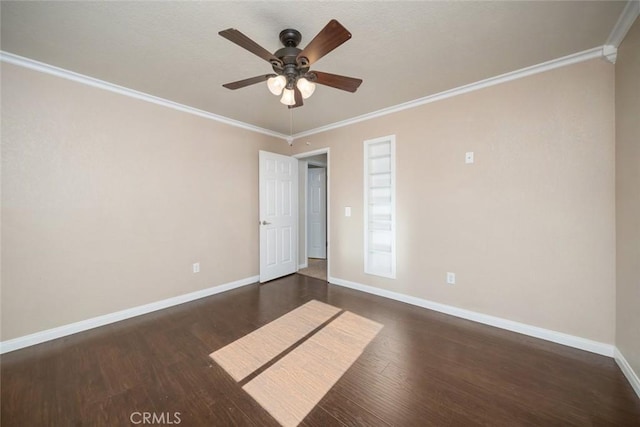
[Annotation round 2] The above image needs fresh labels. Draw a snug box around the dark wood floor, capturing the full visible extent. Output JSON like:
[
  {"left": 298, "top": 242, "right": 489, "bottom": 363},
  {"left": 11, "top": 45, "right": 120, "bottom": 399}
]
[{"left": 2, "top": 274, "right": 639, "bottom": 426}]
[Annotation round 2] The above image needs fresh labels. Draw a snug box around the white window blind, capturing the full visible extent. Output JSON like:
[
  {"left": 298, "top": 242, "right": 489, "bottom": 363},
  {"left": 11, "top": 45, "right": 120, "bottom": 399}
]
[{"left": 364, "top": 135, "right": 396, "bottom": 278}]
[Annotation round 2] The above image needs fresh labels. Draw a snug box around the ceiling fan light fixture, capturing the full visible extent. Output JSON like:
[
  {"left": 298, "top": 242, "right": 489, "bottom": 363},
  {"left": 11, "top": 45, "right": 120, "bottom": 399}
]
[
  {"left": 296, "top": 78, "right": 316, "bottom": 99},
  {"left": 280, "top": 88, "right": 296, "bottom": 106},
  {"left": 267, "top": 75, "right": 287, "bottom": 95},
  {"left": 220, "top": 20, "right": 362, "bottom": 108}
]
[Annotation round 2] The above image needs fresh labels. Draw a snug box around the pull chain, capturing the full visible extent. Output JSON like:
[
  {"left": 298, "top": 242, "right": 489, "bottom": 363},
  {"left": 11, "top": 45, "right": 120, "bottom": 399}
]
[{"left": 287, "top": 107, "right": 294, "bottom": 148}]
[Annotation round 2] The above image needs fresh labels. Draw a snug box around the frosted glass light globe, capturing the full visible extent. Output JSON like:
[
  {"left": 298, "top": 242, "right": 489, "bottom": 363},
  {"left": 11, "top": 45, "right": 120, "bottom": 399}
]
[
  {"left": 280, "top": 88, "right": 296, "bottom": 105},
  {"left": 267, "top": 75, "right": 286, "bottom": 95},
  {"left": 296, "top": 78, "right": 316, "bottom": 99}
]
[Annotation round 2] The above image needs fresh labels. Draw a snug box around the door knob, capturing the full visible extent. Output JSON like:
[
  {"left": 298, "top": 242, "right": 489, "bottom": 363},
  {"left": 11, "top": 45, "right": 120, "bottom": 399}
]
[{"left": 260, "top": 220, "right": 272, "bottom": 225}]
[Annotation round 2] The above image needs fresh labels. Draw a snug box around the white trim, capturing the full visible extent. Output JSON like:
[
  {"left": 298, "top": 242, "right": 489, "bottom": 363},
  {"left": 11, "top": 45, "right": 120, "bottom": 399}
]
[
  {"left": 363, "top": 135, "right": 396, "bottom": 279},
  {"left": 326, "top": 150, "right": 331, "bottom": 279},
  {"left": 294, "top": 148, "right": 331, "bottom": 279},
  {"left": 292, "top": 47, "right": 604, "bottom": 139},
  {"left": 0, "top": 275, "right": 259, "bottom": 354},
  {"left": 2, "top": 46, "right": 614, "bottom": 142},
  {"left": 303, "top": 161, "right": 308, "bottom": 266},
  {"left": 328, "top": 276, "right": 615, "bottom": 357},
  {"left": 606, "top": 0, "right": 640, "bottom": 47},
  {"left": 298, "top": 262, "right": 308, "bottom": 270},
  {"left": 307, "top": 160, "right": 327, "bottom": 167},
  {"left": 602, "top": 45, "right": 618, "bottom": 64},
  {"left": 615, "top": 347, "right": 640, "bottom": 399},
  {"left": 0, "top": 51, "right": 288, "bottom": 141},
  {"left": 293, "top": 148, "right": 332, "bottom": 159}
]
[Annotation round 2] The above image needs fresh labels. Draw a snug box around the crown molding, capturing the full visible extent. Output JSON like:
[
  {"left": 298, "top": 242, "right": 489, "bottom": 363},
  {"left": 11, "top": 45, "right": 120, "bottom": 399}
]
[
  {"left": 1, "top": 44, "right": 613, "bottom": 143},
  {"left": 0, "top": 51, "right": 289, "bottom": 141},
  {"left": 606, "top": 0, "right": 640, "bottom": 47},
  {"left": 292, "top": 46, "right": 604, "bottom": 140},
  {"left": 602, "top": 45, "right": 618, "bottom": 64}
]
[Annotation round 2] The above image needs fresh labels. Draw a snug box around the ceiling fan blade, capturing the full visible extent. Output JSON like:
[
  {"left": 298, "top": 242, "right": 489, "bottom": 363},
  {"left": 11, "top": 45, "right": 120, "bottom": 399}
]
[
  {"left": 219, "top": 28, "right": 283, "bottom": 68},
  {"left": 288, "top": 86, "right": 304, "bottom": 109},
  {"left": 296, "top": 19, "right": 351, "bottom": 66},
  {"left": 308, "top": 71, "right": 362, "bottom": 93},
  {"left": 222, "top": 74, "right": 274, "bottom": 90}
]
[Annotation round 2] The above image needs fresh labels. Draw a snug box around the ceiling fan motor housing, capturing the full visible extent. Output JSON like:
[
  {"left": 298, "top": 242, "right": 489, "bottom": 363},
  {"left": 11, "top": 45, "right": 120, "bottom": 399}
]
[
  {"left": 279, "top": 29, "right": 302, "bottom": 47},
  {"left": 274, "top": 29, "right": 310, "bottom": 88}
]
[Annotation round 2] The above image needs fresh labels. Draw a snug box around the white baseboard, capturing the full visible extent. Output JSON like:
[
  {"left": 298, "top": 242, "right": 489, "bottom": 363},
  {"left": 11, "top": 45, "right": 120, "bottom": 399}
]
[
  {"left": 615, "top": 347, "right": 640, "bottom": 399},
  {"left": 0, "top": 275, "right": 259, "bottom": 354},
  {"left": 328, "top": 276, "right": 615, "bottom": 357},
  {"left": 298, "top": 262, "right": 308, "bottom": 270}
]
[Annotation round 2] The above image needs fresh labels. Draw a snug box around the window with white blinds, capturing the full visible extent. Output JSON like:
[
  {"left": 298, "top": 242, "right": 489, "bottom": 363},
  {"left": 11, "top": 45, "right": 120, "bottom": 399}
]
[{"left": 364, "top": 135, "right": 396, "bottom": 278}]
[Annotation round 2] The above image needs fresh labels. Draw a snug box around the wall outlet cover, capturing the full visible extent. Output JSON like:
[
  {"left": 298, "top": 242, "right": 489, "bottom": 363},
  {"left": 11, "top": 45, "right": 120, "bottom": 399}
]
[
  {"left": 465, "top": 152, "right": 474, "bottom": 164},
  {"left": 447, "top": 272, "right": 456, "bottom": 284}
]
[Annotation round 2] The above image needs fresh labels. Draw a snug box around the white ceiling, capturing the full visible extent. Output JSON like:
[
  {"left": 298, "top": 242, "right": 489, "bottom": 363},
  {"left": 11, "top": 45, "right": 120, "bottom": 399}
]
[{"left": 0, "top": 1, "right": 627, "bottom": 135}]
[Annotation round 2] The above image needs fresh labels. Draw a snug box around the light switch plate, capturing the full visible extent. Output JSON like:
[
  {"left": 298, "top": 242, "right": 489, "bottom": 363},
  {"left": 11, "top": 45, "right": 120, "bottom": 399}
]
[{"left": 345, "top": 206, "right": 352, "bottom": 217}]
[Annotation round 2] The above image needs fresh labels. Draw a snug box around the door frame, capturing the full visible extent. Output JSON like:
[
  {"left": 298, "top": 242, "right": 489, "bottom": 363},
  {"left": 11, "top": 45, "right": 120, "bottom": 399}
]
[
  {"left": 306, "top": 166, "right": 327, "bottom": 259},
  {"left": 294, "top": 148, "right": 330, "bottom": 279}
]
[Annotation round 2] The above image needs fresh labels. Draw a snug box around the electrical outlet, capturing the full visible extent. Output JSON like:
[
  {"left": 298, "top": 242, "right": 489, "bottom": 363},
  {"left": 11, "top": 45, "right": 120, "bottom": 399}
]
[
  {"left": 193, "top": 262, "right": 200, "bottom": 273},
  {"left": 465, "top": 152, "right": 474, "bottom": 164},
  {"left": 447, "top": 272, "right": 456, "bottom": 284}
]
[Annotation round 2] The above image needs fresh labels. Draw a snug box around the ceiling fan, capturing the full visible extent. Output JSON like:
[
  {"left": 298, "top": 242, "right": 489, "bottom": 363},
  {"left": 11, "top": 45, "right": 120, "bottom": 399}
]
[{"left": 219, "top": 20, "right": 363, "bottom": 108}]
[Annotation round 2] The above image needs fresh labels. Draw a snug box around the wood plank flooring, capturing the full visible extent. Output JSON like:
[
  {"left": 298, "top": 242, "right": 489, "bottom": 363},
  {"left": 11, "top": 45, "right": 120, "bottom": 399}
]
[{"left": 2, "top": 274, "right": 639, "bottom": 426}]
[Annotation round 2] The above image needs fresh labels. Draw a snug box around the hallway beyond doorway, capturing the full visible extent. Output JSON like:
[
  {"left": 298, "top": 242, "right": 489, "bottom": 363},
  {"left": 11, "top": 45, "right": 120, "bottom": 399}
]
[{"left": 297, "top": 258, "right": 327, "bottom": 281}]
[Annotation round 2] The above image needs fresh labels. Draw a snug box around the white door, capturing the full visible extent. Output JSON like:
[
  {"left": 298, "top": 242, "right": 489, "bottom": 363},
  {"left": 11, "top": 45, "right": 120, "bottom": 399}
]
[
  {"left": 259, "top": 151, "right": 298, "bottom": 283},
  {"left": 307, "top": 167, "right": 327, "bottom": 259}
]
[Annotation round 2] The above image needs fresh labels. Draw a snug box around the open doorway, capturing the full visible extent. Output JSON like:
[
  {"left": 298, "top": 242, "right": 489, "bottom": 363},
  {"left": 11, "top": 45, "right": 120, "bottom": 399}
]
[{"left": 294, "top": 149, "right": 329, "bottom": 282}]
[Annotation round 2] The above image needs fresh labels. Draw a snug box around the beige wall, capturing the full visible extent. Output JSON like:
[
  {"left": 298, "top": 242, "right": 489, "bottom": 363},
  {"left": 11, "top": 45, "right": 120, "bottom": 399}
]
[
  {"left": 0, "top": 54, "right": 621, "bottom": 350},
  {"left": 1, "top": 63, "right": 286, "bottom": 340},
  {"left": 615, "top": 17, "right": 640, "bottom": 376},
  {"left": 292, "top": 58, "right": 616, "bottom": 344}
]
